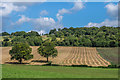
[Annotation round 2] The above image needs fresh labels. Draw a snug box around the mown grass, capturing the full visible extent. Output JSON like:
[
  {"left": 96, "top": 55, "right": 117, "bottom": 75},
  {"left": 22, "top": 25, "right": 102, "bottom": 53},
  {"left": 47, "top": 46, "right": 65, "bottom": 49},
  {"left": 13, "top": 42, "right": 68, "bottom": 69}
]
[
  {"left": 2, "top": 64, "right": 118, "bottom": 78},
  {"left": 96, "top": 47, "right": 119, "bottom": 65}
]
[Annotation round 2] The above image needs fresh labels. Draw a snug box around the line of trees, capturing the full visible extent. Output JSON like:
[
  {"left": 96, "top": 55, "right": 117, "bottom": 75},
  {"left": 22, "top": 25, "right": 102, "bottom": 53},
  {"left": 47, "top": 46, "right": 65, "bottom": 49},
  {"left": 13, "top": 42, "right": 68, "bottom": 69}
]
[{"left": 0, "top": 31, "right": 40, "bottom": 36}]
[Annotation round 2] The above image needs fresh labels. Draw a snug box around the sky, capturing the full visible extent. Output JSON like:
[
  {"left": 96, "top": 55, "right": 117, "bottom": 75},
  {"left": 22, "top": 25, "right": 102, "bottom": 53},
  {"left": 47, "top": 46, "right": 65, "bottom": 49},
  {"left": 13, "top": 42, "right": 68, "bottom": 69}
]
[{"left": 0, "top": 1, "right": 118, "bottom": 34}]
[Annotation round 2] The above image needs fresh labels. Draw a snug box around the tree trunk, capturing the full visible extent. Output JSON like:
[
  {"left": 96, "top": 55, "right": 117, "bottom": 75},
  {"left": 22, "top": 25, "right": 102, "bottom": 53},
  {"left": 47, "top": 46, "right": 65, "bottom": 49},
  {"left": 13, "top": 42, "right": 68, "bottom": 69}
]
[
  {"left": 47, "top": 57, "right": 48, "bottom": 62},
  {"left": 19, "top": 58, "right": 22, "bottom": 64}
]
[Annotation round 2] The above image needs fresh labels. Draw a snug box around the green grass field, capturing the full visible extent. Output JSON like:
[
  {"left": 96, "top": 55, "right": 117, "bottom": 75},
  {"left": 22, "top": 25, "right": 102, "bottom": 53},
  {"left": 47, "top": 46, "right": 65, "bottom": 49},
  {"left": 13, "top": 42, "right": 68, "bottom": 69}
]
[
  {"left": 97, "top": 47, "right": 119, "bottom": 65},
  {"left": 2, "top": 64, "right": 118, "bottom": 78}
]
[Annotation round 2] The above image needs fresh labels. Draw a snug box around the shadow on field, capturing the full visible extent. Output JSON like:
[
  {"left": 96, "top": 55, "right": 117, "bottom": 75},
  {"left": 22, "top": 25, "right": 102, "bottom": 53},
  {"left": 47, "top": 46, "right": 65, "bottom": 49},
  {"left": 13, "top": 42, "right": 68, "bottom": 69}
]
[
  {"left": 5, "top": 62, "right": 29, "bottom": 64},
  {"left": 31, "top": 60, "right": 49, "bottom": 63}
]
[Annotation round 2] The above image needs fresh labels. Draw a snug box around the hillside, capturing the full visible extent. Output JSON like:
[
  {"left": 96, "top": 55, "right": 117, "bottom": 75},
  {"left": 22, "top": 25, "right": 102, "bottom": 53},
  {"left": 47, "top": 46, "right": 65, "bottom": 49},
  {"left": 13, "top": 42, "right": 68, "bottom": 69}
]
[{"left": 0, "top": 26, "right": 120, "bottom": 47}]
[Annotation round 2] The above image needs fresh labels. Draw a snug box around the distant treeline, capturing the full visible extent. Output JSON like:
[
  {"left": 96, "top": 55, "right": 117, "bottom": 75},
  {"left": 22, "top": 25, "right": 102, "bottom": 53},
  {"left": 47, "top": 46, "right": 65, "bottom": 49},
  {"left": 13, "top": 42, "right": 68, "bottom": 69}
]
[
  {"left": 49, "top": 26, "right": 120, "bottom": 47},
  {"left": 1, "top": 31, "right": 42, "bottom": 46},
  {"left": 1, "top": 26, "right": 120, "bottom": 47}
]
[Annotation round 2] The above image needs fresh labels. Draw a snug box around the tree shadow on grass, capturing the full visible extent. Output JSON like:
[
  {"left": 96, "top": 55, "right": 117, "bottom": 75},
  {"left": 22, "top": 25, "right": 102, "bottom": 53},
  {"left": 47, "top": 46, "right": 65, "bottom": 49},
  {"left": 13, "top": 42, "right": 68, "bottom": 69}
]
[
  {"left": 31, "top": 60, "right": 50, "bottom": 63},
  {"left": 5, "top": 62, "right": 29, "bottom": 64}
]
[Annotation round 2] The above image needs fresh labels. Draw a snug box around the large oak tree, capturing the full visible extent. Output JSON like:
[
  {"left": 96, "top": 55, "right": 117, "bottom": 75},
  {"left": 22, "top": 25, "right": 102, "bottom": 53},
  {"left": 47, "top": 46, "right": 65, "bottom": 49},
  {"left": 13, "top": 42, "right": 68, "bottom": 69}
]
[
  {"left": 38, "top": 41, "right": 58, "bottom": 62},
  {"left": 9, "top": 43, "right": 33, "bottom": 64}
]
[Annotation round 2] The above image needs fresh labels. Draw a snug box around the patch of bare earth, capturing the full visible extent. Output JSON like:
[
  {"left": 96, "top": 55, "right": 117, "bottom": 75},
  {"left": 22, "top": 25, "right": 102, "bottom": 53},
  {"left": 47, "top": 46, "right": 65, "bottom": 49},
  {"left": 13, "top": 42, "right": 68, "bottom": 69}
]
[{"left": 53, "top": 47, "right": 111, "bottom": 67}]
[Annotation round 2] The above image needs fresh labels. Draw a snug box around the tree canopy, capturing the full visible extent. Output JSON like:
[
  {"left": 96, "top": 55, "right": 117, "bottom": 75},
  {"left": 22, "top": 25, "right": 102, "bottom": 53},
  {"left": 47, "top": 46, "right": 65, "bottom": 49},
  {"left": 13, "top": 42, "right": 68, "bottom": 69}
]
[
  {"left": 38, "top": 41, "right": 58, "bottom": 62},
  {"left": 1, "top": 26, "right": 120, "bottom": 47},
  {"left": 0, "top": 32, "right": 10, "bottom": 36},
  {"left": 49, "top": 26, "right": 119, "bottom": 47},
  {"left": 9, "top": 43, "right": 33, "bottom": 63}
]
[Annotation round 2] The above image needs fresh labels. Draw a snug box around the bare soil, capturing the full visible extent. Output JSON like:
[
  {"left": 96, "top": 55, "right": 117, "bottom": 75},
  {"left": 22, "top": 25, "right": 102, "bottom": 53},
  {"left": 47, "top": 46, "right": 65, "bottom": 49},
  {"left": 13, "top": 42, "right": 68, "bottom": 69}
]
[{"left": 1, "top": 46, "right": 111, "bottom": 66}]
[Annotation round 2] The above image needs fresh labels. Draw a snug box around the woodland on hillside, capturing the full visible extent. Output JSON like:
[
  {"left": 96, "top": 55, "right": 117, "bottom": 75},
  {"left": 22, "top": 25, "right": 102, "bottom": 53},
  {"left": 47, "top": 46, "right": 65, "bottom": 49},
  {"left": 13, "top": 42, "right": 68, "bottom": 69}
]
[{"left": 1, "top": 26, "right": 120, "bottom": 47}]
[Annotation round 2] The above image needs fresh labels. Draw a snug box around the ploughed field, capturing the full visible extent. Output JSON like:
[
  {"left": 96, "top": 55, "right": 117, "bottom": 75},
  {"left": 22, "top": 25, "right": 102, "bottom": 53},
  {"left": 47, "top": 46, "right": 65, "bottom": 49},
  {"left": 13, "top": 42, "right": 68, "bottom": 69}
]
[{"left": 1, "top": 46, "right": 111, "bottom": 66}]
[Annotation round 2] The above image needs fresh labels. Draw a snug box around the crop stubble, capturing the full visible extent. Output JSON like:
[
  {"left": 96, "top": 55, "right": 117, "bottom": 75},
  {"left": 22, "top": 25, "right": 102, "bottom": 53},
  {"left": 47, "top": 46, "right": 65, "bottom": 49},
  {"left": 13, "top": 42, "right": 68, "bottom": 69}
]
[{"left": 1, "top": 46, "right": 111, "bottom": 66}]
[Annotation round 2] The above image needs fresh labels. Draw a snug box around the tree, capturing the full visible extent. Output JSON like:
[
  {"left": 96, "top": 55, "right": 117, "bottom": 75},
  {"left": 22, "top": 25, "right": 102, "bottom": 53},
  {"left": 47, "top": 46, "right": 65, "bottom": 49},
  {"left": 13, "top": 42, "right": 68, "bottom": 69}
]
[
  {"left": 49, "top": 29, "right": 56, "bottom": 34},
  {"left": 83, "top": 39, "right": 92, "bottom": 47},
  {"left": 51, "top": 36, "right": 56, "bottom": 41},
  {"left": 9, "top": 43, "right": 33, "bottom": 64},
  {"left": 0, "top": 32, "right": 10, "bottom": 36},
  {"left": 2, "top": 41, "right": 11, "bottom": 46},
  {"left": 27, "top": 31, "right": 40, "bottom": 36},
  {"left": 11, "top": 36, "right": 26, "bottom": 44},
  {"left": 3, "top": 38, "right": 9, "bottom": 41},
  {"left": 58, "top": 28, "right": 61, "bottom": 31},
  {"left": 38, "top": 42, "right": 58, "bottom": 62},
  {"left": 11, "top": 31, "right": 26, "bottom": 36},
  {"left": 109, "top": 40, "right": 117, "bottom": 47}
]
